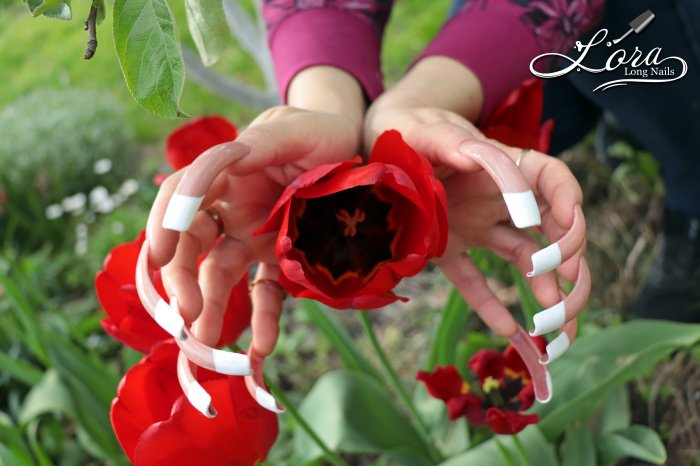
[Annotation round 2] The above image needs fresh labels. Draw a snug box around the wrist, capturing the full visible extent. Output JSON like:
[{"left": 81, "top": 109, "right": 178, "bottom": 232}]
[
  {"left": 374, "top": 56, "right": 484, "bottom": 122},
  {"left": 287, "top": 66, "right": 365, "bottom": 141}
]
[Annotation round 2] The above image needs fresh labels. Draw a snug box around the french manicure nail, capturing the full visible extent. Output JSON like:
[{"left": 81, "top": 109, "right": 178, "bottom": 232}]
[
  {"left": 528, "top": 243, "right": 562, "bottom": 277},
  {"left": 530, "top": 301, "right": 566, "bottom": 336},
  {"left": 162, "top": 194, "right": 204, "bottom": 232}
]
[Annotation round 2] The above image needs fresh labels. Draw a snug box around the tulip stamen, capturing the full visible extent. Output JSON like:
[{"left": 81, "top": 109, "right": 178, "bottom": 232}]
[{"left": 335, "top": 208, "right": 366, "bottom": 237}]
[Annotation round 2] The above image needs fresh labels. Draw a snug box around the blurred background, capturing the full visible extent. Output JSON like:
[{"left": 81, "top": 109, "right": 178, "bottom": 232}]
[{"left": 0, "top": 0, "right": 693, "bottom": 464}]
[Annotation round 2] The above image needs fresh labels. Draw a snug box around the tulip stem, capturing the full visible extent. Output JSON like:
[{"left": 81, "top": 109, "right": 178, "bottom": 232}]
[
  {"left": 512, "top": 435, "right": 534, "bottom": 466},
  {"left": 358, "top": 312, "right": 443, "bottom": 463},
  {"left": 266, "top": 380, "right": 351, "bottom": 466}
]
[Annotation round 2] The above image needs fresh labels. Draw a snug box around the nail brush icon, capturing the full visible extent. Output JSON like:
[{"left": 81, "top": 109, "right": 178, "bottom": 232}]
[{"left": 608, "top": 10, "right": 655, "bottom": 46}]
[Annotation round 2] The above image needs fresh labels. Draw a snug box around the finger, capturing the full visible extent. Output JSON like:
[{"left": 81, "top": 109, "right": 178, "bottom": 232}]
[
  {"left": 250, "top": 263, "right": 285, "bottom": 358},
  {"left": 161, "top": 209, "right": 220, "bottom": 323},
  {"left": 408, "top": 123, "right": 541, "bottom": 228},
  {"left": 196, "top": 236, "right": 252, "bottom": 346},
  {"left": 485, "top": 225, "right": 560, "bottom": 308},
  {"left": 161, "top": 142, "right": 250, "bottom": 234},
  {"left": 530, "top": 256, "right": 591, "bottom": 336}
]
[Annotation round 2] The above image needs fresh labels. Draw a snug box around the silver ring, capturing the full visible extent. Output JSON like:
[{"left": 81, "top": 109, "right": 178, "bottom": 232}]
[{"left": 516, "top": 148, "right": 531, "bottom": 168}]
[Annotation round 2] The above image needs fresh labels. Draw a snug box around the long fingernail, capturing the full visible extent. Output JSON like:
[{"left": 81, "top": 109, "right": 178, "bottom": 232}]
[
  {"left": 187, "top": 380, "right": 217, "bottom": 418},
  {"left": 530, "top": 301, "right": 566, "bottom": 336},
  {"left": 154, "top": 298, "right": 186, "bottom": 340},
  {"left": 528, "top": 243, "right": 562, "bottom": 277},
  {"left": 537, "top": 371, "right": 553, "bottom": 404},
  {"left": 540, "top": 333, "right": 570, "bottom": 365},
  {"left": 255, "top": 386, "right": 285, "bottom": 414},
  {"left": 502, "top": 191, "right": 541, "bottom": 228},
  {"left": 212, "top": 350, "right": 252, "bottom": 376},
  {"left": 162, "top": 194, "right": 204, "bottom": 232}
]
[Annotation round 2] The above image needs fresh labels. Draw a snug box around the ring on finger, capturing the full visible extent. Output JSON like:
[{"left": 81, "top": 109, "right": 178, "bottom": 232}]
[
  {"left": 516, "top": 148, "right": 531, "bottom": 168},
  {"left": 204, "top": 206, "right": 225, "bottom": 237},
  {"left": 249, "top": 278, "right": 288, "bottom": 300}
]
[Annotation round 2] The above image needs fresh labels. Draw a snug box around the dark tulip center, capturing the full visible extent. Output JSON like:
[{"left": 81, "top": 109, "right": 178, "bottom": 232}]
[{"left": 291, "top": 185, "right": 398, "bottom": 282}]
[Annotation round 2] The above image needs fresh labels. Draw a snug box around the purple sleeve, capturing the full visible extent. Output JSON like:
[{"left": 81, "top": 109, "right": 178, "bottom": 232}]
[
  {"left": 262, "top": 1, "right": 392, "bottom": 102},
  {"left": 419, "top": 0, "right": 604, "bottom": 122}
]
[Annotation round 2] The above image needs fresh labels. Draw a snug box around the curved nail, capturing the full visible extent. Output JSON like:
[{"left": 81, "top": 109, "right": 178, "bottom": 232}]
[
  {"left": 177, "top": 326, "right": 252, "bottom": 376},
  {"left": 162, "top": 194, "right": 204, "bottom": 232},
  {"left": 177, "top": 351, "right": 217, "bottom": 418},
  {"left": 540, "top": 332, "right": 570, "bottom": 365},
  {"left": 502, "top": 191, "right": 542, "bottom": 228},
  {"left": 245, "top": 348, "right": 285, "bottom": 414},
  {"left": 510, "top": 326, "right": 552, "bottom": 403},
  {"left": 530, "top": 301, "right": 566, "bottom": 336},
  {"left": 528, "top": 205, "right": 585, "bottom": 278}
]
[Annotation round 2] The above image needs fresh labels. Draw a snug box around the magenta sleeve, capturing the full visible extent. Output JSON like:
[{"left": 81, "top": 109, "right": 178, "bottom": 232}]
[
  {"left": 264, "top": 4, "right": 389, "bottom": 102},
  {"left": 419, "top": 0, "right": 604, "bottom": 122}
]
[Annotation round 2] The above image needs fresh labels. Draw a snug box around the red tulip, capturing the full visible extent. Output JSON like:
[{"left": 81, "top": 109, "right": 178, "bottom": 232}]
[
  {"left": 166, "top": 116, "right": 238, "bottom": 170},
  {"left": 482, "top": 78, "right": 554, "bottom": 153},
  {"left": 417, "top": 336, "right": 546, "bottom": 435},
  {"left": 96, "top": 231, "right": 252, "bottom": 353},
  {"left": 257, "top": 130, "right": 448, "bottom": 309},
  {"left": 111, "top": 341, "right": 279, "bottom": 465}
]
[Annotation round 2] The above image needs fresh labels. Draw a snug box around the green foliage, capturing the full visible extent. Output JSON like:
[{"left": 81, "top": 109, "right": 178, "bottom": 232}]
[
  {"left": 0, "top": 88, "right": 136, "bottom": 249},
  {"left": 185, "top": 0, "right": 231, "bottom": 66},
  {"left": 426, "top": 288, "right": 471, "bottom": 370},
  {"left": 24, "top": 0, "right": 71, "bottom": 20}
]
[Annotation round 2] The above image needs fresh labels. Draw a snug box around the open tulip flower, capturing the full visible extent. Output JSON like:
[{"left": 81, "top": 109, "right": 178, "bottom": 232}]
[
  {"left": 256, "top": 129, "right": 448, "bottom": 309},
  {"left": 416, "top": 336, "right": 547, "bottom": 435},
  {"left": 111, "top": 340, "right": 278, "bottom": 466}
]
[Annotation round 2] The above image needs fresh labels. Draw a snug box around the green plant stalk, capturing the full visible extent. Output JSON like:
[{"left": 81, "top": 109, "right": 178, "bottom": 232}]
[
  {"left": 266, "top": 381, "right": 350, "bottom": 466},
  {"left": 358, "top": 312, "right": 443, "bottom": 463},
  {"left": 512, "top": 435, "right": 534, "bottom": 466}
]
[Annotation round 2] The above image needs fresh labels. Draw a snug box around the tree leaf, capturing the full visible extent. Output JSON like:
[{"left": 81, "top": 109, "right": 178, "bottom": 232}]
[
  {"left": 295, "top": 370, "right": 433, "bottom": 465},
  {"left": 185, "top": 0, "right": 230, "bottom": 66},
  {"left": 597, "top": 425, "right": 666, "bottom": 465},
  {"left": 560, "top": 423, "right": 596, "bottom": 466},
  {"left": 113, "top": 0, "right": 186, "bottom": 118},
  {"left": 536, "top": 321, "right": 700, "bottom": 439},
  {"left": 25, "top": 0, "right": 71, "bottom": 19}
]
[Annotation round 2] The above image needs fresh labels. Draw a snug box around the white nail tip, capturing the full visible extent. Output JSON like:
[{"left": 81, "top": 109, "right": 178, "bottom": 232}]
[
  {"left": 502, "top": 191, "right": 541, "bottom": 228},
  {"left": 162, "top": 194, "right": 204, "bottom": 232},
  {"left": 212, "top": 350, "right": 252, "bottom": 376},
  {"left": 188, "top": 381, "right": 216, "bottom": 418},
  {"left": 544, "top": 333, "right": 570, "bottom": 364},
  {"left": 527, "top": 243, "right": 562, "bottom": 277},
  {"left": 537, "top": 372, "right": 553, "bottom": 404},
  {"left": 530, "top": 301, "right": 566, "bottom": 336},
  {"left": 154, "top": 298, "right": 185, "bottom": 339},
  {"left": 255, "top": 386, "right": 285, "bottom": 413}
]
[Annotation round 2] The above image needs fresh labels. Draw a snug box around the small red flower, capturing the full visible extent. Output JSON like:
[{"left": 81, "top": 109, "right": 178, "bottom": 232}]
[
  {"left": 482, "top": 78, "right": 554, "bottom": 153},
  {"left": 257, "top": 130, "right": 448, "bottom": 309},
  {"left": 111, "top": 341, "right": 279, "bottom": 465},
  {"left": 417, "top": 336, "right": 546, "bottom": 435},
  {"left": 166, "top": 116, "right": 238, "bottom": 170},
  {"left": 96, "top": 231, "right": 251, "bottom": 353}
]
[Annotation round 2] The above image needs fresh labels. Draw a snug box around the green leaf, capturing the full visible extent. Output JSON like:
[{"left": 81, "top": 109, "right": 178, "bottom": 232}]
[
  {"left": 0, "top": 413, "right": 34, "bottom": 466},
  {"left": 0, "top": 269, "right": 48, "bottom": 362},
  {"left": 496, "top": 440, "right": 518, "bottom": 466},
  {"left": 185, "top": 0, "right": 230, "bottom": 66},
  {"left": 597, "top": 425, "right": 666, "bottom": 465},
  {"left": 93, "top": 0, "right": 106, "bottom": 24},
  {"left": 25, "top": 0, "right": 71, "bottom": 19},
  {"left": 19, "top": 369, "right": 75, "bottom": 425},
  {"left": 300, "top": 300, "right": 380, "bottom": 381},
  {"left": 597, "top": 385, "right": 630, "bottom": 434},
  {"left": 438, "top": 426, "right": 558, "bottom": 466},
  {"left": 426, "top": 288, "right": 471, "bottom": 369},
  {"left": 295, "top": 370, "right": 433, "bottom": 465},
  {"left": 560, "top": 423, "right": 596, "bottom": 466},
  {"left": 113, "top": 0, "right": 186, "bottom": 118},
  {"left": 510, "top": 265, "right": 540, "bottom": 325},
  {"left": 25, "top": 421, "right": 55, "bottom": 466},
  {"left": 536, "top": 321, "right": 700, "bottom": 439},
  {"left": 0, "top": 352, "right": 43, "bottom": 386}
]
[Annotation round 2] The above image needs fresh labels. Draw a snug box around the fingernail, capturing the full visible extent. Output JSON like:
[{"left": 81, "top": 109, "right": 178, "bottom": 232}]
[
  {"left": 528, "top": 243, "right": 562, "bottom": 277},
  {"left": 162, "top": 194, "right": 204, "bottom": 232},
  {"left": 212, "top": 350, "right": 252, "bottom": 376},
  {"left": 187, "top": 381, "right": 217, "bottom": 418},
  {"left": 502, "top": 191, "right": 541, "bottom": 228},
  {"left": 255, "top": 386, "right": 285, "bottom": 414},
  {"left": 536, "top": 371, "right": 553, "bottom": 404},
  {"left": 154, "top": 298, "right": 186, "bottom": 340},
  {"left": 530, "top": 301, "right": 566, "bottom": 336},
  {"left": 540, "top": 333, "right": 570, "bottom": 365}
]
